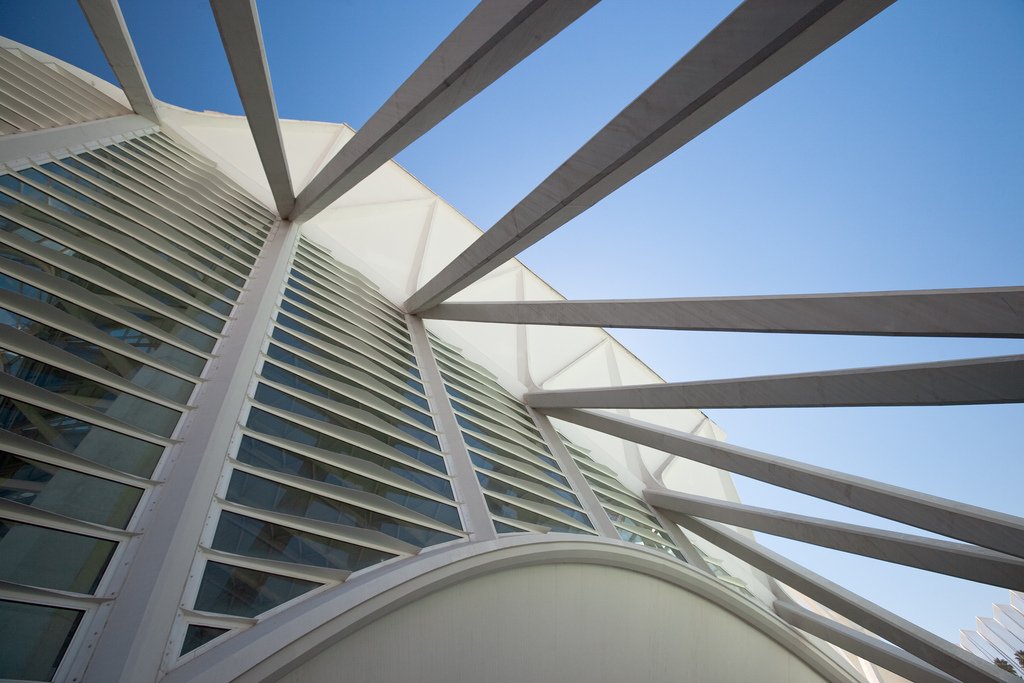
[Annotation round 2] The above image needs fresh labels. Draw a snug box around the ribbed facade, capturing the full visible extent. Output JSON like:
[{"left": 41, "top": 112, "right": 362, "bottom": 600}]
[{"left": 0, "top": 48, "right": 763, "bottom": 679}]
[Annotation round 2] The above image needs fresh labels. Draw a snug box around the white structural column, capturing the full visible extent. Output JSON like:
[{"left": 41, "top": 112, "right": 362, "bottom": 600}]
[
  {"left": 667, "top": 516, "right": 1017, "bottom": 683},
  {"left": 419, "top": 287, "right": 1024, "bottom": 338},
  {"left": 647, "top": 489, "right": 1024, "bottom": 589},
  {"left": 289, "top": 0, "right": 598, "bottom": 223},
  {"left": 406, "top": 316, "right": 497, "bottom": 541},
  {"left": 542, "top": 408, "right": 1024, "bottom": 559},
  {"left": 772, "top": 600, "right": 960, "bottom": 683},
  {"left": 82, "top": 222, "right": 300, "bottom": 683},
  {"left": 529, "top": 408, "right": 620, "bottom": 539},
  {"left": 210, "top": 0, "right": 294, "bottom": 218},
  {"left": 0, "top": 113, "right": 154, "bottom": 166},
  {"left": 405, "top": 0, "right": 894, "bottom": 312},
  {"left": 525, "top": 355, "right": 1024, "bottom": 409},
  {"left": 78, "top": 0, "right": 159, "bottom": 122}
]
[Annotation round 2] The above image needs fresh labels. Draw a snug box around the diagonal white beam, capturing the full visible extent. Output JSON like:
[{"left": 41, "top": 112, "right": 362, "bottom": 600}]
[
  {"left": 78, "top": 0, "right": 159, "bottom": 122},
  {"left": 405, "top": 0, "right": 894, "bottom": 312},
  {"left": 289, "top": 0, "right": 599, "bottom": 223},
  {"left": 210, "top": 0, "right": 294, "bottom": 218},
  {"left": 542, "top": 408, "right": 1024, "bottom": 559},
  {"left": 420, "top": 287, "right": 1024, "bottom": 338},
  {"left": 771, "top": 600, "right": 962, "bottom": 683},
  {"left": 648, "top": 489, "right": 1024, "bottom": 589},
  {"left": 525, "top": 355, "right": 1024, "bottom": 409},
  {"left": 672, "top": 516, "right": 1017, "bottom": 683}
]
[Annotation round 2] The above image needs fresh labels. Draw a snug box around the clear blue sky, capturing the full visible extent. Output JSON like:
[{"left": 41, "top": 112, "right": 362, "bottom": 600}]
[{"left": 3, "top": 0, "right": 1021, "bottom": 644}]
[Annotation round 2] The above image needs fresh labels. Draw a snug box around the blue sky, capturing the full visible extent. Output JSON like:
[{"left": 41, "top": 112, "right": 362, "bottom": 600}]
[{"left": 3, "top": 0, "right": 1022, "bottom": 644}]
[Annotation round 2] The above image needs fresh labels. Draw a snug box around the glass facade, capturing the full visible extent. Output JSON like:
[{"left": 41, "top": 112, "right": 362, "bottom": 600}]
[
  {"left": 0, "top": 123, "right": 272, "bottom": 680},
  {"left": 0, "top": 49, "right": 738, "bottom": 680},
  {"left": 428, "top": 334, "right": 596, "bottom": 535}
]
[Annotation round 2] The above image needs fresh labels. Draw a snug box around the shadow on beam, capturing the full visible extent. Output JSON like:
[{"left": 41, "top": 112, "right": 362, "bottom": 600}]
[
  {"left": 419, "top": 287, "right": 1024, "bottom": 338},
  {"left": 78, "top": 0, "right": 159, "bottom": 122},
  {"left": 406, "top": 0, "right": 895, "bottom": 312},
  {"left": 668, "top": 515, "right": 1017, "bottom": 683},
  {"left": 647, "top": 489, "right": 1024, "bottom": 589},
  {"left": 542, "top": 408, "right": 1024, "bottom": 559},
  {"left": 772, "top": 600, "right": 959, "bottom": 683},
  {"left": 525, "top": 355, "right": 1024, "bottom": 409},
  {"left": 211, "top": 0, "right": 295, "bottom": 218},
  {"left": 290, "top": 0, "right": 598, "bottom": 223}
]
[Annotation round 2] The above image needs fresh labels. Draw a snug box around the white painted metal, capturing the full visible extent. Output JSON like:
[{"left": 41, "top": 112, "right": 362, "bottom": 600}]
[
  {"left": 545, "top": 408, "right": 1024, "bottom": 559},
  {"left": 210, "top": 0, "right": 294, "bottom": 218},
  {"left": 525, "top": 355, "right": 1024, "bottom": 409},
  {"left": 81, "top": 221, "right": 299, "bottom": 683},
  {"left": 419, "top": 287, "right": 1024, "bottom": 338},
  {"left": 0, "top": 113, "right": 153, "bottom": 165},
  {"left": 77, "top": 0, "right": 159, "bottom": 122},
  {"left": 670, "top": 516, "right": 1017, "bottom": 683},
  {"left": 405, "top": 0, "right": 895, "bottom": 312},
  {"left": 289, "top": 0, "right": 598, "bottom": 223},
  {"left": 648, "top": 489, "right": 1024, "bottom": 589},
  {"left": 406, "top": 315, "right": 497, "bottom": 541},
  {"left": 772, "top": 600, "right": 960, "bottom": 683}
]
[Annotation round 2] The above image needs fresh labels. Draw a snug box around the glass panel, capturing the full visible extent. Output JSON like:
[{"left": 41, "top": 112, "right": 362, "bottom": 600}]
[
  {"left": 0, "top": 198, "right": 232, "bottom": 327},
  {"left": 0, "top": 520, "right": 116, "bottom": 593},
  {"left": 0, "top": 248, "right": 217, "bottom": 356},
  {"left": 1, "top": 350, "right": 181, "bottom": 437},
  {"left": 616, "top": 527, "right": 684, "bottom": 560},
  {"left": 482, "top": 495, "right": 593, "bottom": 536},
  {"left": 266, "top": 343, "right": 432, "bottom": 427},
  {"left": 0, "top": 599, "right": 82, "bottom": 681},
  {"left": 475, "top": 472, "right": 591, "bottom": 527},
  {"left": 227, "top": 470, "right": 458, "bottom": 547},
  {"left": 0, "top": 400, "right": 163, "bottom": 477},
  {"left": 260, "top": 362, "right": 438, "bottom": 449},
  {"left": 268, "top": 328, "right": 428, "bottom": 409},
  {"left": 468, "top": 449, "right": 572, "bottom": 495},
  {"left": 213, "top": 511, "right": 395, "bottom": 571},
  {"left": 45, "top": 162, "right": 249, "bottom": 287},
  {"left": 237, "top": 436, "right": 460, "bottom": 528},
  {"left": 1, "top": 306, "right": 194, "bottom": 403},
  {"left": 245, "top": 409, "right": 451, "bottom": 498},
  {"left": 193, "top": 561, "right": 318, "bottom": 618},
  {"left": 254, "top": 384, "right": 444, "bottom": 473},
  {"left": 274, "top": 310, "right": 424, "bottom": 393},
  {"left": 180, "top": 624, "right": 229, "bottom": 656},
  {"left": 0, "top": 449, "right": 142, "bottom": 528}
]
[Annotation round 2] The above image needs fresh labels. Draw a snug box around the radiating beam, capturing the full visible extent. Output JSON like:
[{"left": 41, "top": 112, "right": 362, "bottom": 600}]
[
  {"left": 78, "top": 0, "right": 159, "bottom": 122},
  {"left": 648, "top": 489, "right": 1024, "bottom": 589},
  {"left": 210, "top": 0, "right": 294, "bottom": 218},
  {"left": 419, "top": 287, "right": 1024, "bottom": 338},
  {"left": 771, "top": 600, "right": 960, "bottom": 683},
  {"left": 543, "top": 408, "right": 1024, "bottom": 559},
  {"left": 525, "top": 355, "right": 1024, "bottom": 409},
  {"left": 289, "top": 0, "right": 598, "bottom": 223},
  {"left": 673, "top": 516, "right": 1017, "bottom": 683},
  {"left": 405, "top": 0, "right": 894, "bottom": 312}
]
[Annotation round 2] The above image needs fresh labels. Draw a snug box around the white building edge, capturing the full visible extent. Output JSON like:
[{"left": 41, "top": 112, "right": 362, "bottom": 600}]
[{"left": 0, "top": 3, "right": 1021, "bottom": 682}]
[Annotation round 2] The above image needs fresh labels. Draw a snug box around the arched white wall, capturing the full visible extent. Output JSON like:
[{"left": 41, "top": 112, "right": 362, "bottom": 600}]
[{"left": 276, "top": 562, "right": 839, "bottom": 683}]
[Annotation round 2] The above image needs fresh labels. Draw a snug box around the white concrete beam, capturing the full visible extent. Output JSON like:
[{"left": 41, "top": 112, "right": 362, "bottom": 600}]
[
  {"left": 648, "top": 489, "right": 1024, "bottom": 589},
  {"left": 405, "top": 0, "right": 894, "bottom": 312},
  {"left": 210, "top": 0, "right": 294, "bottom": 218},
  {"left": 674, "top": 516, "right": 1018, "bottom": 683},
  {"left": 525, "top": 355, "right": 1024, "bottom": 409},
  {"left": 78, "top": 0, "right": 159, "bottom": 122},
  {"left": 771, "top": 600, "right": 960, "bottom": 683},
  {"left": 289, "top": 0, "right": 598, "bottom": 223},
  {"left": 542, "top": 408, "right": 1024, "bottom": 559},
  {"left": 420, "top": 287, "right": 1024, "bottom": 338}
]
